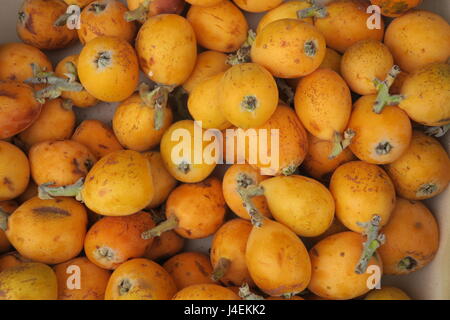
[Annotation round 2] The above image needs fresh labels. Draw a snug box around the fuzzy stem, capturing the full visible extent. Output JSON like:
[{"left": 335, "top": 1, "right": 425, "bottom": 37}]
[
  {"left": 236, "top": 173, "right": 265, "bottom": 227},
  {"left": 239, "top": 283, "right": 264, "bottom": 300},
  {"left": 227, "top": 30, "right": 256, "bottom": 66},
  {"left": 373, "top": 65, "right": 404, "bottom": 114},
  {"left": 328, "top": 129, "right": 355, "bottom": 159},
  {"left": 142, "top": 215, "right": 179, "bottom": 239},
  {"left": 0, "top": 208, "right": 9, "bottom": 232},
  {"left": 64, "top": 61, "right": 79, "bottom": 82},
  {"left": 424, "top": 124, "right": 450, "bottom": 138},
  {"left": 38, "top": 178, "right": 84, "bottom": 201},
  {"left": 276, "top": 78, "right": 294, "bottom": 106},
  {"left": 211, "top": 257, "right": 231, "bottom": 282},
  {"left": 139, "top": 83, "right": 173, "bottom": 130},
  {"left": 62, "top": 99, "right": 74, "bottom": 111},
  {"left": 355, "top": 215, "right": 386, "bottom": 274},
  {"left": 297, "top": 5, "right": 328, "bottom": 19},
  {"left": 54, "top": 12, "right": 71, "bottom": 27},
  {"left": 124, "top": 0, "right": 151, "bottom": 23}
]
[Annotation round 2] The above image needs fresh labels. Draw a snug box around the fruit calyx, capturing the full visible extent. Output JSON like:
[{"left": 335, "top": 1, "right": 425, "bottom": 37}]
[
  {"left": 373, "top": 65, "right": 404, "bottom": 114},
  {"left": 139, "top": 82, "right": 174, "bottom": 130},
  {"left": 227, "top": 30, "right": 256, "bottom": 66},
  {"left": 329, "top": 129, "right": 355, "bottom": 159},
  {"left": 297, "top": 1, "right": 328, "bottom": 19},
  {"left": 124, "top": 0, "right": 151, "bottom": 24}
]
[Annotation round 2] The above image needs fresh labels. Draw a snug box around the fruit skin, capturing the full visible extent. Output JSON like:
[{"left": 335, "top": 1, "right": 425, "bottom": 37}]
[
  {"left": 185, "top": 0, "right": 222, "bottom": 6},
  {"left": 370, "top": 0, "right": 422, "bottom": 17},
  {"left": 164, "top": 177, "right": 226, "bottom": 239},
  {"left": 163, "top": 252, "right": 215, "bottom": 290},
  {"left": 0, "top": 141, "right": 30, "bottom": 201},
  {"left": 378, "top": 198, "right": 439, "bottom": 275},
  {"left": 143, "top": 230, "right": 185, "bottom": 261},
  {"left": 182, "top": 50, "right": 230, "bottom": 93},
  {"left": 384, "top": 10, "right": 450, "bottom": 73},
  {"left": 84, "top": 211, "right": 155, "bottom": 270},
  {"left": 233, "top": 0, "right": 282, "bottom": 13},
  {"left": 136, "top": 14, "right": 197, "bottom": 86},
  {"left": 53, "top": 257, "right": 111, "bottom": 300},
  {"left": 187, "top": 1, "right": 248, "bottom": 53},
  {"left": 18, "top": 98, "right": 76, "bottom": 150},
  {"left": 143, "top": 151, "right": 178, "bottom": 209},
  {"left": 0, "top": 262, "right": 58, "bottom": 300},
  {"left": 246, "top": 219, "right": 311, "bottom": 296},
  {"left": 5, "top": 197, "right": 87, "bottom": 264},
  {"left": 0, "top": 81, "right": 42, "bottom": 140},
  {"left": 17, "top": 0, "right": 78, "bottom": 50},
  {"left": 261, "top": 175, "right": 335, "bottom": 237},
  {"left": 29, "top": 140, "right": 96, "bottom": 187},
  {"left": 81, "top": 150, "right": 154, "bottom": 216},
  {"left": 187, "top": 72, "right": 232, "bottom": 130},
  {"left": 0, "top": 252, "right": 30, "bottom": 273},
  {"left": 365, "top": 286, "right": 411, "bottom": 300},
  {"left": 384, "top": 131, "right": 450, "bottom": 200},
  {"left": 295, "top": 68, "right": 352, "bottom": 141},
  {"left": 257, "top": 0, "right": 313, "bottom": 33},
  {"left": 105, "top": 258, "right": 177, "bottom": 300},
  {"left": 341, "top": 40, "right": 394, "bottom": 95},
  {"left": 160, "top": 120, "right": 217, "bottom": 183},
  {"left": 302, "top": 134, "right": 356, "bottom": 183},
  {"left": 347, "top": 95, "right": 412, "bottom": 165},
  {"left": 218, "top": 63, "right": 278, "bottom": 129},
  {"left": 308, "top": 232, "right": 383, "bottom": 300},
  {"left": 126, "top": 0, "right": 185, "bottom": 18},
  {"left": 78, "top": 36, "right": 139, "bottom": 103},
  {"left": 173, "top": 284, "right": 240, "bottom": 300},
  {"left": 78, "top": 0, "right": 137, "bottom": 44},
  {"left": 251, "top": 19, "right": 326, "bottom": 79},
  {"left": 0, "top": 42, "right": 52, "bottom": 82},
  {"left": 72, "top": 120, "right": 123, "bottom": 159},
  {"left": 64, "top": 0, "right": 96, "bottom": 7},
  {"left": 210, "top": 219, "right": 254, "bottom": 287},
  {"left": 314, "top": 0, "right": 384, "bottom": 54},
  {"left": 399, "top": 63, "right": 450, "bottom": 126},
  {"left": 329, "top": 161, "right": 396, "bottom": 233},
  {"left": 222, "top": 164, "right": 271, "bottom": 221},
  {"left": 112, "top": 94, "right": 174, "bottom": 152},
  {"left": 55, "top": 55, "right": 99, "bottom": 108}
]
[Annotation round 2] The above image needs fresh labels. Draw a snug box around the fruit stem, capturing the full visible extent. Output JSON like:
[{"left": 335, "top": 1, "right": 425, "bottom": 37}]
[
  {"left": 276, "top": 78, "right": 294, "bottom": 106},
  {"left": 139, "top": 83, "right": 173, "bottom": 130},
  {"left": 0, "top": 208, "right": 9, "bottom": 232},
  {"left": 328, "top": 129, "right": 355, "bottom": 159},
  {"left": 25, "top": 63, "right": 83, "bottom": 103},
  {"left": 355, "top": 215, "right": 386, "bottom": 274},
  {"left": 424, "top": 124, "right": 450, "bottom": 138},
  {"left": 124, "top": 0, "right": 151, "bottom": 23},
  {"left": 239, "top": 283, "right": 264, "bottom": 300},
  {"left": 297, "top": 3, "right": 328, "bottom": 19},
  {"left": 142, "top": 215, "right": 179, "bottom": 239},
  {"left": 373, "top": 65, "right": 404, "bottom": 114},
  {"left": 62, "top": 99, "right": 74, "bottom": 111},
  {"left": 227, "top": 29, "right": 256, "bottom": 66},
  {"left": 38, "top": 178, "right": 84, "bottom": 202},
  {"left": 211, "top": 257, "right": 231, "bottom": 282},
  {"left": 54, "top": 12, "right": 71, "bottom": 27},
  {"left": 236, "top": 173, "right": 265, "bottom": 227},
  {"left": 64, "top": 61, "right": 79, "bottom": 82}
]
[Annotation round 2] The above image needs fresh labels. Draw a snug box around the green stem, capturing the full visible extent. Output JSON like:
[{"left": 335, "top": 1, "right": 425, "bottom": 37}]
[
  {"left": 124, "top": 0, "right": 151, "bottom": 23},
  {"left": 139, "top": 83, "right": 173, "bottom": 130},
  {"left": 0, "top": 208, "right": 9, "bottom": 232},
  {"left": 424, "top": 124, "right": 450, "bottom": 138},
  {"left": 373, "top": 65, "right": 404, "bottom": 114},
  {"left": 227, "top": 29, "right": 256, "bottom": 66},
  {"left": 236, "top": 173, "right": 265, "bottom": 227},
  {"left": 142, "top": 215, "right": 179, "bottom": 239},
  {"left": 355, "top": 215, "right": 385, "bottom": 274},
  {"left": 38, "top": 178, "right": 84, "bottom": 201},
  {"left": 54, "top": 12, "right": 71, "bottom": 27},
  {"left": 276, "top": 78, "right": 294, "bottom": 106},
  {"left": 328, "top": 129, "right": 355, "bottom": 159},
  {"left": 297, "top": 4, "right": 328, "bottom": 19},
  {"left": 239, "top": 283, "right": 264, "bottom": 300},
  {"left": 211, "top": 257, "right": 231, "bottom": 282}
]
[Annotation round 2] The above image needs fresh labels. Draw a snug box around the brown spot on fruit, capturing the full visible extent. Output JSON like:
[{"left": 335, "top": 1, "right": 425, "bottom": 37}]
[
  {"left": 3, "top": 177, "right": 14, "bottom": 192},
  {"left": 32, "top": 206, "right": 70, "bottom": 216}
]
